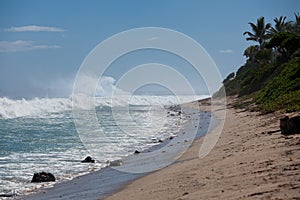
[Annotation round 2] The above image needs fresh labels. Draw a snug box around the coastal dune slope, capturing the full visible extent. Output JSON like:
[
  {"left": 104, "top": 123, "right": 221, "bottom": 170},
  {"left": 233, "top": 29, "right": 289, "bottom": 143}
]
[{"left": 104, "top": 98, "right": 300, "bottom": 200}]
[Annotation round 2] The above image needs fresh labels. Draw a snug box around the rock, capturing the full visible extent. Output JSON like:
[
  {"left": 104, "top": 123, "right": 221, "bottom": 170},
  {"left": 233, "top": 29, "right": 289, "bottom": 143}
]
[
  {"left": 134, "top": 150, "right": 141, "bottom": 154},
  {"left": 158, "top": 139, "right": 163, "bottom": 143},
  {"left": 280, "top": 115, "right": 300, "bottom": 135},
  {"left": 168, "top": 105, "right": 181, "bottom": 112},
  {"left": 0, "top": 193, "right": 16, "bottom": 198},
  {"left": 151, "top": 138, "right": 158, "bottom": 143},
  {"left": 31, "top": 172, "right": 55, "bottom": 183},
  {"left": 81, "top": 156, "right": 95, "bottom": 163}
]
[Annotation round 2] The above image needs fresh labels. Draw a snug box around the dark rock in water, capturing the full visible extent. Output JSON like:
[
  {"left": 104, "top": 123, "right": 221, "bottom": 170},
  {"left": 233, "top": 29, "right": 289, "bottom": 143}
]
[
  {"left": 31, "top": 172, "right": 55, "bottom": 183},
  {"left": 81, "top": 156, "right": 95, "bottom": 163},
  {"left": 166, "top": 105, "right": 182, "bottom": 117},
  {"left": 134, "top": 150, "right": 141, "bottom": 154},
  {"left": 280, "top": 116, "right": 300, "bottom": 135},
  {"left": 151, "top": 138, "right": 163, "bottom": 143},
  {"left": 0, "top": 193, "right": 16, "bottom": 198},
  {"left": 167, "top": 105, "right": 181, "bottom": 112},
  {"left": 151, "top": 138, "right": 158, "bottom": 143}
]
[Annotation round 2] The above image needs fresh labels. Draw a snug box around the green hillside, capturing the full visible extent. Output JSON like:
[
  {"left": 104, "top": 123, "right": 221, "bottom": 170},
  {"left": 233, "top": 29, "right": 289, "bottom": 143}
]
[{"left": 214, "top": 14, "right": 300, "bottom": 113}]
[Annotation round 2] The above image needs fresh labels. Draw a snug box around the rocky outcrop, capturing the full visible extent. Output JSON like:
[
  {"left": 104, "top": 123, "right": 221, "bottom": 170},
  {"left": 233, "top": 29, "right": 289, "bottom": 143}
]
[
  {"left": 31, "top": 172, "right": 55, "bottom": 183},
  {"left": 81, "top": 156, "right": 95, "bottom": 163},
  {"left": 166, "top": 105, "right": 182, "bottom": 116},
  {"left": 134, "top": 150, "right": 141, "bottom": 154}
]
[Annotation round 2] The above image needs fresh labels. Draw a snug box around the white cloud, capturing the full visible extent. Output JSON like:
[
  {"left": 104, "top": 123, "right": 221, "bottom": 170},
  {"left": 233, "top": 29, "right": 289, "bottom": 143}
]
[
  {"left": 5, "top": 25, "right": 65, "bottom": 32},
  {"left": 219, "top": 49, "right": 234, "bottom": 54},
  {"left": 74, "top": 73, "right": 128, "bottom": 97},
  {"left": 0, "top": 40, "right": 61, "bottom": 52}
]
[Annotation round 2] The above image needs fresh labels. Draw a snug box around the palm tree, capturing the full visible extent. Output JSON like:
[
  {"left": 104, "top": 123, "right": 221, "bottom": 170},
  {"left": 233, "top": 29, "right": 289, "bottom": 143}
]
[
  {"left": 269, "top": 16, "right": 291, "bottom": 35},
  {"left": 243, "top": 17, "right": 272, "bottom": 49},
  {"left": 293, "top": 12, "right": 300, "bottom": 33}
]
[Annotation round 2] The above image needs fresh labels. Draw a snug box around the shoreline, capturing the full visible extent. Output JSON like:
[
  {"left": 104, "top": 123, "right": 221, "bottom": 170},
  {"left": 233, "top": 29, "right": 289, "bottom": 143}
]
[
  {"left": 19, "top": 96, "right": 300, "bottom": 199},
  {"left": 20, "top": 98, "right": 214, "bottom": 200},
  {"left": 104, "top": 97, "right": 300, "bottom": 199}
]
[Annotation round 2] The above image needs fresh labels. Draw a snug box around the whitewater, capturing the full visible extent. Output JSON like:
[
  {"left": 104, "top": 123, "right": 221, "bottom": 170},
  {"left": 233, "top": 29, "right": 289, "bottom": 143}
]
[
  {"left": 0, "top": 95, "right": 208, "bottom": 197},
  {"left": 0, "top": 95, "right": 207, "bottom": 119}
]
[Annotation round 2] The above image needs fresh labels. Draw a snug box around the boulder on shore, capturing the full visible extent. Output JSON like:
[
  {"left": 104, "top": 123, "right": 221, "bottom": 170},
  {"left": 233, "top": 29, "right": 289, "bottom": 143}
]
[
  {"left": 81, "top": 156, "right": 95, "bottom": 163},
  {"left": 31, "top": 172, "right": 55, "bottom": 183},
  {"left": 280, "top": 115, "right": 300, "bottom": 135}
]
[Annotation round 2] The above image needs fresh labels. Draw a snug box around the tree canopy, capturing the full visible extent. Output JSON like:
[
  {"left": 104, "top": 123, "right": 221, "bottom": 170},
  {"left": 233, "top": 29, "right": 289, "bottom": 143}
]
[{"left": 243, "top": 17, "right": 271, "bottom": 48}]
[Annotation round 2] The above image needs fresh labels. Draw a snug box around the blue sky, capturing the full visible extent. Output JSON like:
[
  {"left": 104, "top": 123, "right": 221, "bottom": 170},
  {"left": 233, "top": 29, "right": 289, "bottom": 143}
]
[{"left": 0, "top": 0, "right": 299, "bottom": 98}]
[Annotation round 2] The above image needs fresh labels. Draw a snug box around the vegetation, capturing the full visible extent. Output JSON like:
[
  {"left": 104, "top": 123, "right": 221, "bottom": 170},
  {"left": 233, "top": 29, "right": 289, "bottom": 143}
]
[
  {"left": 243, "top": 17, "right": 271, "bottom": 48},
  {"left": 256, "top": 58, "right": 300, "bottom": 112},
  {"left": 214, "top": 13, "right": 300, "bottom": 113}
]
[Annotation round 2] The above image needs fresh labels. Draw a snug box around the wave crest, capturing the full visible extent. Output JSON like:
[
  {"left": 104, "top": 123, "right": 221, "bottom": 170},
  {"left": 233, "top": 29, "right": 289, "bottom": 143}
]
[
  {"left": 0, "top": 97, "right": 73, "bottom": 119},
  {"left": 0, "top": 95, "right": 209, "bottom": 119}
]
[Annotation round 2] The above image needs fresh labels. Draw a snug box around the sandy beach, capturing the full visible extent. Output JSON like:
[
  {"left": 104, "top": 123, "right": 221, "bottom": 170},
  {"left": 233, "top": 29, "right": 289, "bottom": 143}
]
[{"left": 104, "top": 97, "right": 300, "bottom": 200}]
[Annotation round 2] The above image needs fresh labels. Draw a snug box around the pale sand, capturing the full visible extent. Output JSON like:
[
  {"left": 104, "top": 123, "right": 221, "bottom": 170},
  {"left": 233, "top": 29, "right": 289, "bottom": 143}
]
[{"left": 104, "top": 97, "right": 300, "bottom": 200}]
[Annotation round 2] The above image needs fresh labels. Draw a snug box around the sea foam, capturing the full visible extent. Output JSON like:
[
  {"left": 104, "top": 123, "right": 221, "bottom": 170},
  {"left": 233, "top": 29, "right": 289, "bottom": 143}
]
[{"left": 0, "top": 95, "right": 209, "bottom": 119}]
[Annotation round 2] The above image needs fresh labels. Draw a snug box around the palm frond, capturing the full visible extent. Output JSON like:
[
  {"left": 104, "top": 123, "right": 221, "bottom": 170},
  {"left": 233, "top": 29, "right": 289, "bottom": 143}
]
[{"left": 243, "top": 31, "right": 255, "bottom": 37}]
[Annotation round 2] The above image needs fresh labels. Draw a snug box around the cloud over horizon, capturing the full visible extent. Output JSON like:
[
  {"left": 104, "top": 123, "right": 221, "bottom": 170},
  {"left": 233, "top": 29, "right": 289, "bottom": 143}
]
[
  {"left": 0, "top": 40, "right": 61, "bottom": 52},
  {"left": 5, "top": 25, "right": 65, "bottom": 32},
  {"left": 219, "top": 49, "right": 234, "bottom": 54}
]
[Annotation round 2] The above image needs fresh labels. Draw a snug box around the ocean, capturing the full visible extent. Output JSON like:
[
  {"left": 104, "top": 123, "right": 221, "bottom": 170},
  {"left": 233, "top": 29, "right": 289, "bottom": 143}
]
[{"left": 0, "top": 95, "right": 208, "bottom": 197}]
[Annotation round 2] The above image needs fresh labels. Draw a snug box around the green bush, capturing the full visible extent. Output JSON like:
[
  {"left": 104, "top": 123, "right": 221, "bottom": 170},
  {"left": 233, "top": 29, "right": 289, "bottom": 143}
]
[{"left": 255, "top": 57, "right": 300, "bottom": 112}]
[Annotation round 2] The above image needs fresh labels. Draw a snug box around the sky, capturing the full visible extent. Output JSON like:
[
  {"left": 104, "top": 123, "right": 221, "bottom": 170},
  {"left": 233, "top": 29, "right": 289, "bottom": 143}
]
[{"left": 0, "top": 0, "right": 299, "bottom": 99}]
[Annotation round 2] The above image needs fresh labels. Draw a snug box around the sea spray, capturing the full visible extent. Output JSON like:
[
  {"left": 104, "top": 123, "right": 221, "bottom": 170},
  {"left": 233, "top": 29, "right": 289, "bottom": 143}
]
[{"left": 0, "top": 95, "right": 208, "bottom": 119}]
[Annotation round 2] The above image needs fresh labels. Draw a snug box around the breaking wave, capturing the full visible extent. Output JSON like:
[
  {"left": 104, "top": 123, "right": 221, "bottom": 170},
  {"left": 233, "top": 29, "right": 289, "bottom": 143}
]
[{"left": 0, "top": 95, "right": 209, "bottom": 119}]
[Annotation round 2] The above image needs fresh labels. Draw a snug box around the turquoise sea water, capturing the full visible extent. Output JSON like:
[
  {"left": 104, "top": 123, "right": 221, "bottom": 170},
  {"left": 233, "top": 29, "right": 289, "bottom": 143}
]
[{"left": 0, "top": 95, "right": 208, "bottom": 197}]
